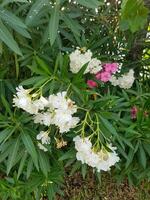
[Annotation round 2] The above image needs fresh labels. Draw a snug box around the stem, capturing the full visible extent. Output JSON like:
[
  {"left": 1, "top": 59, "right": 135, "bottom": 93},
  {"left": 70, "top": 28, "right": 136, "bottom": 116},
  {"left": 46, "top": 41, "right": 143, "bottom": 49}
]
[
  {"left": 14, "top": 54, "right": 19, "bottom": 80},
  {"left": 81, "top": 111, "right": 89, "bottom": 138}
]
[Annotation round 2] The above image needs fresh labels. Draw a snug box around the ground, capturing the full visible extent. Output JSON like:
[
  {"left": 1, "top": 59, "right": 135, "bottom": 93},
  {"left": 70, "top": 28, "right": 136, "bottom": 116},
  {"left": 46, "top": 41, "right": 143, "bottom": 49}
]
[{"left": 56, "top": 172, "right": 150, "bottom": 200}]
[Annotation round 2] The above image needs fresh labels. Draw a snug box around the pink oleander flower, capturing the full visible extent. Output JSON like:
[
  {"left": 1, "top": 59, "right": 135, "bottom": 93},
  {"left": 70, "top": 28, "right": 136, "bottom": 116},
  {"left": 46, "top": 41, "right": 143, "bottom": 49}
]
[
  {"left": 96, "top": 71, "right": 111, "bottom": 82},
  {"left": 87, "top": 80, "right": 98, "bottom": 88},
  {"left": 131, "top": 106, "right": 138, "bottom": 119},
  {"left": 95, "top": 72, "right": 101, "bottom": 80},
  {"left": 104, "top": 63, "right": 118, "bottom": 74}
]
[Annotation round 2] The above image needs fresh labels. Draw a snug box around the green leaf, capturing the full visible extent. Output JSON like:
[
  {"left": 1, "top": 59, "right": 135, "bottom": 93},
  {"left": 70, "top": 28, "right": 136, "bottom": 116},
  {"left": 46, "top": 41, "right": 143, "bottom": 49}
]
[
  {"left": 76, "top": 0, "right": 103, "bottom": 9},
  {"left": 0, "top": 127, "right": 14, "bottom": 143},
  {"left": 35, "top": 56, "right": 52, "bottom": 75},
  {"left": 26, "top": 157, "right": 33, "bottom": 179},
  {"left": 99, "top": 115, "right": 118, "bottom": 136},
  {"left": 21, "top": 130, "right": 39, "bottom": 171},
  {"left": 21, "top": 76, "right": 47, "bottom": 86},
  {"left": 0, "top": 20, "right": 22, "bottom": 55},
  {"left": 143, "top": 143, "right": 150, "bottom": 157},
  {"left": 38, "top": 150, "right": 50, "bottom": 177},
  {"left": 7, "top": 137, "right": 20, "bottom": 174},
  {"left": 25, "top": 0, "right": 49, "bottom": 26},
  {"left": 59, "top": 149, "right": 76, "bottom": 161},
  {"left": 1, "top": 95, "right": 12, "bottom": 116},
  {"left": 117, "top": 145, "right": 128, "bottom": 160},
  {"left": 62, "top": 14, "right": 83, "bottom": 36},
  {"left": 49, "top": 3, "right": 60, "bottom": 45},
  {"left": 138, "top": 144, "right": 146, "bottom": 169},
  {"left": 17, "top": 151, "right": 28, "bottom": 179},
  {"left": 1, "top": 0, "right": 28, "bottom": 6},
  {"left": 47, "top": 184, "right": 55, "bottom": 200},
  {"left": 60, "top": 54, "right": 69, "bottom": 79},
  {"left": 125, "top": 148, "right": 135, "bottom": 168},
  {"left": 121, "top": 137, "right": 134, "bottom": 149},
  {"left": 71, "top": 84, "right": 85, "bottom": 103},
  {"left": 72, "top": 63, "right": 88, "bottom": 84},
  {"left": 27, "top": 64, "right": 51, "bottom": 76},
  {"left": 0, "top": 127, "right": 15, "bottom": 144},
  {"left": 27, "top": 174, "right": 44, "bottom": 190},
  {"left": 70, "top": 161, "right": 81, "bottom": 176},
  {"left": 8, "top": 24, "right": 31, "bottom": 39},
  {"left": 81, "top": 164, "right": 87, "bottom": 179},
  {"left": 0, "top": 7, "right": 27, "bottom": 28},
  {"left": 120, "top": 0, "right": 149, "bottom": 32},
  {"left": 0, "top": 148, "right": 10, "bottom": 163}
]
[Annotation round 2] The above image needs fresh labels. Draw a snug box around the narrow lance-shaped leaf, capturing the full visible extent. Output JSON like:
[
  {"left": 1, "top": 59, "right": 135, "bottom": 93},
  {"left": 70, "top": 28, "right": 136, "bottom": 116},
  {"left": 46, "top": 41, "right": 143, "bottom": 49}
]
[
  {"left": 17, "top": 151, "right": 28, "bottom": 179},
  {"left": 1, "top": 0, "right": 28, "bottom": 6},
  {"left": 38, "top": 150, "right": 50, "bottom": 177},
  {"left": 0, "top": 127, "right": 16, "bottom": 144},
  {"left": 76, "top": 0, "right": 103, "bottom": 9},
  {"left": 49, "top": 2, "right": 60, "bottom": 45},
  {"left": 35, "top": 56, "right": 52, "bottom": 75},
  {"left": 7, "top": 137, "right": 20, "bottom": 174},
  {"left": 8, "top": 23, "right": 31, "bottom": 39},
  {"left": 21, "top": 130, "right": 39, "bottom": 171},
  {"left": 26, "top": 157, "right": 33, "bottom": 179},
  {"left": 62, "top": 13, "right": 83, "bottom": 36},
  {"left": 0, "top": 7, "right": 27, "bottom": 28},
  {"left": 0, "top": 20, "right": 22, "bottom": 55},
  {"left": 138, "top": 144, "right": 147, "bottom": 169},
  {"left": 25, "top": 0, "right": 49, "bottom": 26},
  {"left": 99, "top": 115, "right": 118, "bottom": 136},
  {"left": 1, "top": 95, "right": 12, "bottom": 116}
]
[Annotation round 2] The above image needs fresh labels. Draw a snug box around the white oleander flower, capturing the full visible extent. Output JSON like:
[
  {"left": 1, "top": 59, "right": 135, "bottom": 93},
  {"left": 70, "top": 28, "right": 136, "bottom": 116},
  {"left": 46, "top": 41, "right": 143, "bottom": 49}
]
[
  {"left": 73, "top": 136, "right": 92, "bottom": 164},
  {"left": 70, "top": 48, "right": 92, "bottom": 74},
  {"left": 36, "top": 131, "right": 50, "bottom": 144},
  {"left": 48, "top": 92, "right": 77, "bottom": 114},
  {"left": 48, "top": 92, "right": 67, "bottom": 110},
  {"left": 73, "top": 136, "right": 93, "bottom": 164},
  {"left": 33, "top": 96, "right": 49, "bottom": 111},
  {"left": 34, "top": 112, "right": 55, "bottom": 126},
  {"left": 47, "top": 92, "right": 79, "bottom": 133},
  {"left": 57, "top": 116, "right": 80, "bottom": 133},
  {"left": 109, "top": 75, "right": 119, "bottom": 86},
  {"left": 13, "top": 86, "right": 37, "bottom": 114},
  {"left": 88, "top": 58, "right": 102, "bottom": 74},
  {"left": 96, "top": 145, "right": 120, "bottom": 172},
  {"left": 16, "top": 85, "right": 31, "bottom": 96},
  {"left": 14, "top": 88, "right": 80, "bottom": 134},
  {"left": 73, "top": 136, "right": 92, "bottom": 152},
  {"left": 73, "top": 136, "right": 119, "bottom": 171},
  {"left": 37, "top": 142, "right": 48, "bottom": 152},
  {"left": 69, "top": 48, "right": 102, "bottom": 74},
  {"left": 118, "top": 69, "right": 135, "bottom": 89},
  {"left": 54, "top": 110, "right": 72, "bottom": 126},
  {"left": 110, "top": 69, "right": 135, "bottom": 89},
  {"left": 86, "top": 151, "right": 99, "bottom": 167}
]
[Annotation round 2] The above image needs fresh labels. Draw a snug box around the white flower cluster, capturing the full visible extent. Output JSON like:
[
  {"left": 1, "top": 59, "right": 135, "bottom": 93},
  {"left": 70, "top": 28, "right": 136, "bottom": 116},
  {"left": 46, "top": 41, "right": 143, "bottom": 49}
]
[
  {"left": 36, "top": 131, "right": 50, "bottom": 144},
  {"left": 36, "top": 131, "right": 51, "bottom": 152},
  {"left": 13, "top": 86, "right": 48, "bottom": 114},
  {"left": 110, "top": 69, "right": 135, "bottom": 89},
  {"left": 69, "top": 48, "right": 102, "bottom": 74},
  {"left": 34, "top": 92, "right": 80, "bottom": 133},
  {"left": 73, "top": 136, "right": 119, "bottom": 172},
  {"left": 13, "top": 87, "right": 80, "bottom": 134}
]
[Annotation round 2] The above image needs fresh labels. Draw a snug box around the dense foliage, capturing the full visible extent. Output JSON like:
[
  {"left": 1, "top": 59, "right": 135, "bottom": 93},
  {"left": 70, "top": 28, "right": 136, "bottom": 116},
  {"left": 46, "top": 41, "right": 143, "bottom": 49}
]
[{"left": 0, "top": 0, "right": 150, "bottom": 199}]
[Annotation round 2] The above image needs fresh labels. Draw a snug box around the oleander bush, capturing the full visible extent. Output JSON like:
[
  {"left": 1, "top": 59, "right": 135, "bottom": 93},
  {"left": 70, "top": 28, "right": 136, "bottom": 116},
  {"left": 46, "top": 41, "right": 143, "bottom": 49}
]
[{"left": 0, "top": 0, "right": 150, "bottom": 199}]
